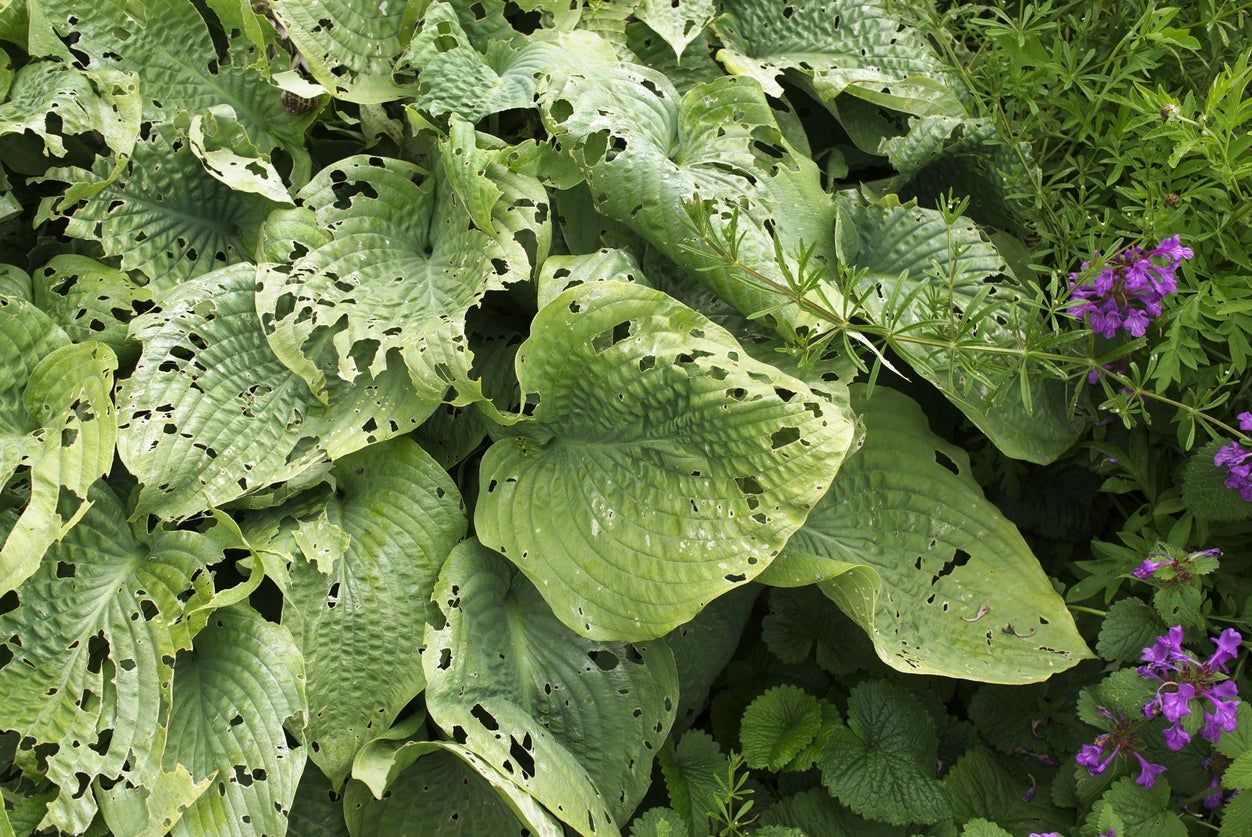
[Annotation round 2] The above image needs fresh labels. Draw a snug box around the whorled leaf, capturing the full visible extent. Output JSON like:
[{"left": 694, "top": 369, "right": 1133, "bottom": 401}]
[
  {"left": 117, "top": 264, "right": 434, "bottom": 520},
  {"left": 0, "top": 297, "right": 116, "bottom": 596},
  {"left": 255, "top": 137, "right": 548, "bottom": 404},
  {"left": 839, "top": 193, "right": 1079, "bottom": 464},
  {"left": 0, "top": 484, "right": 217, "bottom": 833},
  {"left": 242, "top": 439, "right": 467, "bottom": 788},
  {"left": 764, "top": 386, "right": 1091, "bottom": 683},
  {"left": 475, "top": 280, "right": 857, "bottom": 640},
  {"left": 423, "top": 539, "right": 679, "bottom": 836},
  {"left": 713, "top": 0, "right": 964, "bottom": 116},
  {"left": 164, "top": 605, "right": 307, "bottom": 837}
]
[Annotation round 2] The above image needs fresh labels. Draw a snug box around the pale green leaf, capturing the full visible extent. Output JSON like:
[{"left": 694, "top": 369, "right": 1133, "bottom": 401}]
[
  {"left": 97, "top": 764, "right": 213, "bottom": 837},
  {"left": 474, "top": 280, "right": 856, "bottom": 640},
  {"left": 243, "top": 439, "right": 466, "bottom": 787},
  {"left": 638, "top": 0, "right": 713, "bottom": 60},
  {"left": 164, "top": 605, "right": 307, "bottom": 837},
  {"left": 423, "top": 539, "right": 679, "bottom": 835},
  {"left": 31, "top": 255, "right": 153, "bottom": 364},
  {"left": 0, "top": 62, "right": 138, "bottom": 159},
  {"left": 0, "top": 485, "right": 217, "bottom": 832},
  {"left": 118, "top": 264, "right": 434, "bottom": 520},
  {"left": 188, "top": 106, "right": 294, "bottom": 204},
  {"left": 773, "top": 386, "right": 1091, "bottom": 683}
]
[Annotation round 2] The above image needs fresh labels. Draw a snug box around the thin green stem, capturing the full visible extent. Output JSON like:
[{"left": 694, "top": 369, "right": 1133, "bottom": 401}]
[{"left": 1068, "top": 605, "right": 1108, "bottom": 617}]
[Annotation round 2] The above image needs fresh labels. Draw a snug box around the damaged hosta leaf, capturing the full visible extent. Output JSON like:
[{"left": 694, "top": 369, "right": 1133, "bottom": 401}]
[
  {"left": 255, "top": 137, "right": 548, "bottom": 404},
  {"left": 0, "top": 484, "right": 217, "bottom": 833},
  {"left": 0, "top": 61, "right": 139, "bottom": 160},
  {"left": 346, "top": 737, "right": 561, "bottom": 836},
  {"left": 840, "top": 194, "right": 1079, "bottom": 463},
  {"left": 475, "top": 281, "right": 856, "bottom": 640},
  {"left": 188, "top": 106, "right": 295, "bottom": 204},
  {"left": 31, "top": 255, "right": 153, "bottom": 364},
  {"left": 713, "top": 0, "right": 964, "bottom": 117},
  {"left": 118, "top": 264, "right": 434, "bottom": 520},
  {"left": 164, "top": 605, "right": 307, "bottom": 837},
  {"left": 540, "top": 63, "right": 840, "bottom": 337},
  {"left": 58, "top": 124, "right": 278, "bottom": 292},
  {"left": 423, "top": 540, "right": 680, "bottom": 835},
  {"left": 271, "top": 0, "right": 415, "bottom": 104},
  {"left": 242, "top": 439, "right": 467, "bottom": 788},
  {"left": 0, "top": 297, "right": 116, "bottom": 595},
  {"left": 767, "top": 386, "right": 1090, "bottom": 683},
  {"left": 637, "top": 0, "right": 714, "bottom": 60}
]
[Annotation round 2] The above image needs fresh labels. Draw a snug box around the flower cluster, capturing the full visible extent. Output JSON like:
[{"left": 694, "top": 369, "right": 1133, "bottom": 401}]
[
  {"left": 1068, "top": 235, "right": 1193, "bottom": 338},
  {"left": 1214, "top": 412, "right": 1252, "bottom": 501},
  {"left": 1075, "top": 708, "right": 1166, "bottom": 788},
  {"left": 1139, "top": 626, "right": 1242, "bottom": 750},
  {"left": 1132, "top": 547, "right": 1220, "bottom": 581}
]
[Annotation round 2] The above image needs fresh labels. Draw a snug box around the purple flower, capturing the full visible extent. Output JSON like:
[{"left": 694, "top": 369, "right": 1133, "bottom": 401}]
[
  {"left": 1215, "top": 435, "right": 1252, "bottom": 501},
  {"left": 1028, "top": 833, "right": 1060, "bottom": 837},
  {"left": 1068, "top": 237, "right": 1192, "bottom": 338},
  {"left": 1133, "top": 753, "right": 1167, "bottom": 788},
  {"left": 1140, "top": 626, "right": 1244, "bottom": 749},
  {"left": 1133, "top": 556, "right": 1169, "bottom": 579},
  {"left": 1240, "top": 411, "right": 1252, "bottom": 433}
]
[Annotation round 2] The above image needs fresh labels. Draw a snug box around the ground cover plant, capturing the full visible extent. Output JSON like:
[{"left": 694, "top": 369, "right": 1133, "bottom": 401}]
[{"left": 0, "top": 0, "right": 1248, "bottom": 834}]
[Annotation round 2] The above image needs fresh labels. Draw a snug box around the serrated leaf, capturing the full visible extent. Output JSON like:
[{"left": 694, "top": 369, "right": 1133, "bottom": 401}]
[
  {"left": 117, "top": 264, "right": 434, "bottom": 520},
  {"left": 1096, "top": 598, "right": 1164, "bottom": 663},
  {"left": 759, "top": 788, "right": 908, "bottom": 836},
  {"left": 818, "top": 680, "right": 951, "bottom": 826},
  {"left": 943, "top": 749, "right": 1067, "bottom": 834},
  {"left": 255, "top": 144, "right": 546, "bottom": 403},
  {"left": 1221, "top": 792, "right": 1252, "bottom": 837},
  {"left": 629, "top": 808, "right": 691, "bottom": 837},
  {"left": 1190, "top": 439, "right": 1252, "bottom": 519},
  {"left": 1225, "top": 751, "right": 1252, "bottom": 789},
  {"left": 740, "top": 685, "right": 823, "bottom": 771},
  {"left": 769, "top": 386, "right": 1090, "bottom": 683},
  {"left": 760, "top": 586, "right": 874, "bottom": 676},
  {"left": 0, "top": 297, "right": 117, "bottom": 596},
  {"left": 31, "top": 255, "right": 152, "bottom": 364},
  {"left": 658, "top": 730, "right": 726, "bottom": 837},
  {"left": 840, "top": 196, "right": 1079, "bottom": 464},
  {"left": 164, "top": 605, "right": 307, "bottom": 837},
  {"left": 1077, "top": 669, "right": 1156, "bottom": 729},
  {"left": 0, "top": 485, "right": 216, "bottom": 832},
  {"left": 959, "top": 820, "right": 1012, "bottom": 837},
  {"left": 1085, "top": 777, "right": 1185, "bottom": 837},
  {"left": 474, "top": 280, "right": 856, "bottom": 640},
  {"left": 423, "top": 539, "right": 679, "bottom": 835},
  {"left": 242, "top": 439, "right": 466, "bottom": 787},
  {"left": 59, "top": 124, "right": 277, "bottom": 290}
]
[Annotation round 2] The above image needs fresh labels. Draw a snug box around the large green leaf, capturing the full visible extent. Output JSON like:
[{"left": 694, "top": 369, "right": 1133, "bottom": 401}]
[
  {"left": 255, "top": 138, "right": 547, "bottom": 403},
  {"left": 474, "top": 280, "right": 857, "bottom": 640},
  {"left": 840, "top": 194, "right": 1079, "bottom": 464},
  {"left": 59, "top": 124, "right": 277, "bottom": 291},
  {"left": 243, "top": 439, "right": 466, "bottom": 787},
  {"left": 164, "top": 605, "right": 307, "bottom": 837},
  {"left": 117, "top": 264, "right": 434, "bottom": 520},
  {"left": 0, "top": 62, "right": 139, "bottom": 160},
  {"left": 423, "top": 539, "right": 679, "bottom": 835},
  {"left": 271, "top": 0, "right": 414, "bottom": 104},
  {"left": 31, "top": 255, "right": 153, "bottom": 364},
  {"left": 768, "top": 386, "right": 1091, "bottom": 684},
  {"left": 0, "top": 485, "right": 217, "bottom": 833},
  {"left": 33, "top": 0, "right": 308, "bottom": 151},
  {"left": 713, "top": 0, "right": 964, "bottom": 116},
  {"left": 540, "top": 61, "right": 839, "bottom": 337},
  {"left": 0, "top": 297, "right": 116, "bottom": 596}
]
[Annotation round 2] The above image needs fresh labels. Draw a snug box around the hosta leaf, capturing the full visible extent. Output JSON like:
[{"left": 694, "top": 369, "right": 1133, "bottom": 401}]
[
  {"left": 255, "top": 143, "right": 547, "bottom": 402},
  {"left": 772, "top": 386, "right": 1090, "bottom": 684},
  {"left": 637, "top": 0, "right": 713, "bottom": 60},
  {"left": 243, "top": 439, "right": 466, "bottom": 787},
  {"left": 423, "top": 539, "right": 679, "bottom": 835},
  {"left": 540, "top": 64, "right": 839, "bottom": 337},
  {"left": 0, "top": 62, "right": 139, "bottom": 160},
  {"left": 288, "top": 769, "right": 349, "bottom": 837},
  {"left": 31, "top": 255, "right": 153, "bottom": 364},
  {"left": 713, "top": 0, "right": 963, "bottom": 116},
  {"left": 0, "top": 486, "right": 217, "bottom": 832},
  {"left": 34, "top": 0, "right": 308, "bottom": 151},
  {"left": 840, "top": 195, "right": 1079, "bottom": 464},
  {"left": 740, "top": 685, "right": 823, "bottom": 772},
  {"left": 188, "top": 106, "right": 294, "bottom": 204},
  {"left": 475, "top": 280, "right": 857, "bottom": 640},
  {"left": 271, "top": 0, "right": 414, "bottom": 104},
  {"left": 118, "top": 264, "right": 433, "bottom": 520},
  {"left": 59, "top": 124, "right": 277, "bottom": 291},
  {"left": 0, "top": 298, "right": 116, "bottom": 596},
  {"left": 664, "top": 585, "right": 757, "bottom": 734},
  {"left": 164, "top": 605, "right": 307, "bottom": 837},
  {"left": 96, "top": 764, "right": 213, "bottom": 837},
  {"left": 818, "top": 679, "right": 951, "bottom": 826},
  {"left": 343, "top": 747, "right": 547, "bottom": 837}
]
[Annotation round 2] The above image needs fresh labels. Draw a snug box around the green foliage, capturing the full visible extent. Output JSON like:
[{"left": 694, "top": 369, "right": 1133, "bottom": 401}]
[{"left": 0, "top": 0, "right": 1247, "bottom": 835}]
